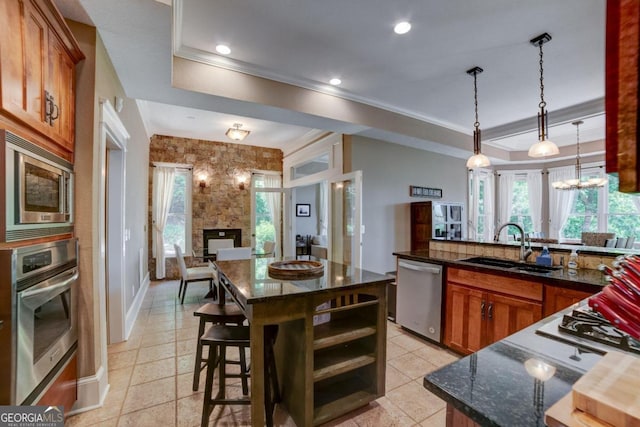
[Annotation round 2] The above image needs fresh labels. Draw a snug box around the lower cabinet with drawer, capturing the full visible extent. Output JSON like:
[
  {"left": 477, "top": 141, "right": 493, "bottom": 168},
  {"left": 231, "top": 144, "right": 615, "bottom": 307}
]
[{"left": 444, "top": 268, "right": 543, "bottom": 355}]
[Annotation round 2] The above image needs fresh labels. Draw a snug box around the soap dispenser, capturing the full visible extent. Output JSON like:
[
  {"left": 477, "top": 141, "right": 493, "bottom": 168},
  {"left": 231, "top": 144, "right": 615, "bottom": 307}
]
[
  {"left": 568, "top": 249, "right": 579, "bottom": 274},
  {"left": 536, "top": 246, "right": 552, "bottom": 266}
]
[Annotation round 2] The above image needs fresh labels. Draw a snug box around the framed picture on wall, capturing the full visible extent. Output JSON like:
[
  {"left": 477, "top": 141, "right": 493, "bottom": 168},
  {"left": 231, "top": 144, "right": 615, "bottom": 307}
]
[{"left": 296, "top": 204, "right": 311, "bottom": 217}]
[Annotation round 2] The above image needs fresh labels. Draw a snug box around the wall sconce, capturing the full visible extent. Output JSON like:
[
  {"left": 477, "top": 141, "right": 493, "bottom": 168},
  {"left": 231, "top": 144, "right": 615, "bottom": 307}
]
[
  {"left": 237, "top": 173, "right": 249, "bottom": 190},
  {"left": 198, "top": 172, "right": 207, "bottom": 190}
]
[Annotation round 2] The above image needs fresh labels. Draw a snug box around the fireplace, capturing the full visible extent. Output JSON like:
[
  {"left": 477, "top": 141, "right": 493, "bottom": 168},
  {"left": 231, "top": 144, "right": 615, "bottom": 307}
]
[{"left": 203, "top": 229, "right": 242, "bottom": 260}]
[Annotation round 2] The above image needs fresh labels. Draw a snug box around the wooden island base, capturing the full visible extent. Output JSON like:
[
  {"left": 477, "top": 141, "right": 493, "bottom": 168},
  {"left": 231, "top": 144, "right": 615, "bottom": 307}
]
[{"left": 215, "top": 258, "right": 391, "bottom": 427}]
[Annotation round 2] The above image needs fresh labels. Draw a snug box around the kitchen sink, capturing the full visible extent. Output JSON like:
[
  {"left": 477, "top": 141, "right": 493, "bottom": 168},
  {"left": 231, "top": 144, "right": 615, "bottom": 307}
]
[
  {"left": 460, "top": 256, "right": 563, "bottom": 274},
  {"left": 460, "top": 257, "right": 522, "bottom": 268},
  {"left": 512, "top": 264, "right": 563, "bottom": 273}
]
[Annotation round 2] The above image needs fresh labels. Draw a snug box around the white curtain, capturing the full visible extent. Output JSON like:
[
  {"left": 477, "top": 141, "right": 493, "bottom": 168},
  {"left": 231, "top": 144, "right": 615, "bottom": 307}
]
[
  {"left": 153, "top": 166, "right": 175, "bottom": 279},
  {"left": 483, "top": 171, "right": 495, "bottom": 242},
  {"left": 467, "top": 170, "right": 478, "bottom": 241},
  {"left": 318, "top": 182, "right": 328, "bottom": 236},
  {"left": 498, "top": 172, "right": 516, "bottom": 240},
  {"left": 549, "top": 167, "right": 577, "bottom": 240},
  {"left": 264, "top": 174, "right": 282, "bottom": 257},
  {"left": 527, "top": 171, "right": 543, "bottom": 233}
]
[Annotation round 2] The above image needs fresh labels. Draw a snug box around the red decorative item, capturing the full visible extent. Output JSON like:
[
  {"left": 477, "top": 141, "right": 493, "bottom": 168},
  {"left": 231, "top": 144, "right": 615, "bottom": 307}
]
[{"left": 591, "top": 255, "right": 640, "bottom": 340}]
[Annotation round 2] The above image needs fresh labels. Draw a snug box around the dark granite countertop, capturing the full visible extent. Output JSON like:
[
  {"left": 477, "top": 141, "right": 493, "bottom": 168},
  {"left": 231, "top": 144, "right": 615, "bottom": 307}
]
[
  {"left": 423, "top": 308, "right": 604, "bottom": 426},
  {"left": 215, "top": 257, "right": 392, "bottom": 304},
  {"left": 393, "top": 250, "right": 607, "bottom": 291}
]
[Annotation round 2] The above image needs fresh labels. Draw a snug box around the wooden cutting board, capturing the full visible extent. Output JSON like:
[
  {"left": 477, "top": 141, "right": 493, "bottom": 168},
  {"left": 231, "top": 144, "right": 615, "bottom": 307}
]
[
  {"left": 545, "top": 394, "right": 613, "bottom": 427},
  {"left": 572, "top": 350, "right": 640, "bottom": 427}
]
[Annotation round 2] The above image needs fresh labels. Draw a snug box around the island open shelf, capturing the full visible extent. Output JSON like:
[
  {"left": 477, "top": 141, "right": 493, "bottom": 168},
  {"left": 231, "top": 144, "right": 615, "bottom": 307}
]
[{"left": 215, "top": 258, "right": 391, "bottom": 426}]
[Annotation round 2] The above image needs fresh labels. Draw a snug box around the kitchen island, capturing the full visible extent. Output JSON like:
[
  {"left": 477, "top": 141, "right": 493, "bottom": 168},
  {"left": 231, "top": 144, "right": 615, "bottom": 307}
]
[
  {"left": 423, "top": 303, "right": 605, "bottom": 426},
  {"left": 214, "top": 257, "right": 392, "bottom": 427}
]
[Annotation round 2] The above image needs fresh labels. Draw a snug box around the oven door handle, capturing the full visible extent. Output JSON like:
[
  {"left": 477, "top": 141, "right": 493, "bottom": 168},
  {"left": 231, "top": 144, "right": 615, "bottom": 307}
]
[{"left": 20, "top": 269, "right": 78, "bottom": 309}]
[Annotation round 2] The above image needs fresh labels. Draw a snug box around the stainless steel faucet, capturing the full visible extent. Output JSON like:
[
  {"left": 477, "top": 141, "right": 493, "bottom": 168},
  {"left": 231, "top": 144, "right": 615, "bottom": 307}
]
[{"left": 494, "top": 222, "right": 533, "bottom": 262}]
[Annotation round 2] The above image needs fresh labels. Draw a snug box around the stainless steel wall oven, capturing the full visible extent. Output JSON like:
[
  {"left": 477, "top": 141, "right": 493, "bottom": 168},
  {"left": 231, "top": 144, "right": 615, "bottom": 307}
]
[{"left": 0, "top": 239, "right": 78, "bottom": 404}]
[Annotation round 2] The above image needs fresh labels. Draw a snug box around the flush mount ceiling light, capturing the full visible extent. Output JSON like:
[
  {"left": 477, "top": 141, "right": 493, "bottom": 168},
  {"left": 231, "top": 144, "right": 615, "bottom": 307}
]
[
  {"left": 528, "top": 33, "right": 560, "bottom": 158},
  {"left": 216, "top": 44, "right": 231, "bottom": 55},
  {"left": 552, "top": 120, "right": 607, "bottom": 190},
  {"left": 394, "top": 21, "right": 411, "bottom": 34},
  {"left": 329, "top": 78, "right": 342, "bottom": 86},
  {"left": 466, "top": 66, "right": 490, "bottom": 169},
  {"left": 225, "top": 123, "right": 250, "bottom": 141}
]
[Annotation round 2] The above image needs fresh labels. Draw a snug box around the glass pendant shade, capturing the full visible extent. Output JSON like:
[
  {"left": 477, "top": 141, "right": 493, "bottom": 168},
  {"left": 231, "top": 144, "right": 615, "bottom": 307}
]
[
  {"left": 466, "top": 153, "right": 490, "bottom": 168},
  {"left": 528, "top": 138, "right": 560, "bottom": 157}
]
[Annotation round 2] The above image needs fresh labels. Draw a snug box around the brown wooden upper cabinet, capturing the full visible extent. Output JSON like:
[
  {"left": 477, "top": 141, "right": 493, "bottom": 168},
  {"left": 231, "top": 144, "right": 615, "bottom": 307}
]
[
  {"left": 606, "top": 0, "right": 640, "bottom": 193},
  {"left": 0, "top": 0, "right": 83, "bottom": 159}
]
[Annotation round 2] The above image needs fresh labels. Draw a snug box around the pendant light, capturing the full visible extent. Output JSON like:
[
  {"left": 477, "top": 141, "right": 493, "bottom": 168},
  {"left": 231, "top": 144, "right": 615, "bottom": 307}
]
[
  {"left": 528, "top": 33, "right": 560, "bottom": 158},
  {"left": 466, "top": 66, "right": 490, "bottom": 168},
  {"left": 551, "top": 120, "right": 607, "bottom": 190}
]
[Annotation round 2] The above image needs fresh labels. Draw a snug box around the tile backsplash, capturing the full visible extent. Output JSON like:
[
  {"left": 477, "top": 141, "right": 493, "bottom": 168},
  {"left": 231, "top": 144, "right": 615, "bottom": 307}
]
[{"left": 429, "top": 240, "right": 617, "bottom": 270}]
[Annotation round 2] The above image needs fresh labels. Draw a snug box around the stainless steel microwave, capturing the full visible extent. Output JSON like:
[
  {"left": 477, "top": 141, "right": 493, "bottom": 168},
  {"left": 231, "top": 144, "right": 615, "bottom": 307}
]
[{"left": 3, "top": 130, "right": 73, "bottom": 241}]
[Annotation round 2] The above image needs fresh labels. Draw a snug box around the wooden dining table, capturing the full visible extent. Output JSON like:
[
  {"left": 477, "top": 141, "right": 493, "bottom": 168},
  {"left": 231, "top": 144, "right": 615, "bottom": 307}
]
[{"left": 213, "top": 257, "right": 392, "bottom": 427}]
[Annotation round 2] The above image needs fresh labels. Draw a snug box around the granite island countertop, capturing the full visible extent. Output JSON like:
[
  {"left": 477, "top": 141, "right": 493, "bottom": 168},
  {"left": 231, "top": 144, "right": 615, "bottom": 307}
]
[{"left": 423, "top": 305, "right": 605, "bottom": 426}]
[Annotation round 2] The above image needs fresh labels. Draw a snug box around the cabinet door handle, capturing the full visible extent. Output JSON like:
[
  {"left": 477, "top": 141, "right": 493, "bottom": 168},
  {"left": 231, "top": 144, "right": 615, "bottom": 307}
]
[
  {"left": 50, "top": 102, "right": 59, "bottom": 123},
  {"left": 481, "top": 300, "right": 485, "bottom": 319},
  {"left": 488, "top": 303, "right": 493, "bottom": 320},
  {"left": 44, "top": 90, "right": 52, "bottom": 124},
  {"left": 44, "top": 91, "right": 59, "bottom": 125}
]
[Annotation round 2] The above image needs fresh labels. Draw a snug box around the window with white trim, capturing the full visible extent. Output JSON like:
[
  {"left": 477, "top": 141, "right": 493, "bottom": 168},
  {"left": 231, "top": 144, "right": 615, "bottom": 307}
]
[
  {"left": 468, "top": 169, "right": 494, "bottom": 242},
  {"left": 559, "top": 165, "right": 640, "bottom": 244},
  {"left": 509, "top": 174, "right": 533, "bottom": 233}
]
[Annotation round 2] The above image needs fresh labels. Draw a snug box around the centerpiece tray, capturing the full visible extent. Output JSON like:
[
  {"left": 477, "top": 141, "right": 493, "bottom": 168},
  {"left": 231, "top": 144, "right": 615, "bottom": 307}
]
[{"left": 268, "top": 260, "right": 324, "bottom": 280}]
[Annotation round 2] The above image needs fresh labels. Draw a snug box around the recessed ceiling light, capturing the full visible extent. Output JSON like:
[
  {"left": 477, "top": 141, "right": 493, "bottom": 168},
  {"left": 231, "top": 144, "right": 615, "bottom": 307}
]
[
  {"left": 329, "top": 78, "right": 342, "bottom": 86},
  {"left": 394, "top": 21, "right": 411, "bottom": 35},
  {"left": 216, "top": 44, "right": 231, "bottom": 55}
]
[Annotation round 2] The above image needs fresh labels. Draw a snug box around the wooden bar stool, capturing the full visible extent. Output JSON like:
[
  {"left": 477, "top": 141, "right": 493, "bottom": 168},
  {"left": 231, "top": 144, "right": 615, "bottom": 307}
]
[
  {"left": 200, "top": 324, "right": 280, "bottom": 427},
  {"left": 192, "top": 303, "right": 246, "bottom": 391}
]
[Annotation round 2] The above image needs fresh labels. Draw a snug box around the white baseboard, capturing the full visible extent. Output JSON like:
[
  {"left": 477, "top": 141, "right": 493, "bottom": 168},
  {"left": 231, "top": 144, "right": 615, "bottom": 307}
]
[
  {"left": 67, "top": 365, "right": 109, "bottom": 415},
  {"left": 125, "top": 272, "right": 150, "bottom": 339}
]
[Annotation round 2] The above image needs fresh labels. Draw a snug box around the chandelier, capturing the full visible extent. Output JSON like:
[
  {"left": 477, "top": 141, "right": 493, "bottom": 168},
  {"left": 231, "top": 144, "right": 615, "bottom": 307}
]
[
  {"left": 551, "top": 120, "right": 607, "bottom": 190},
  {"left": 466, "top": 66, "right": 490, "bottom": 168},
  {"left": 528, "top": 33, "right": 560, "bottom": 158}
]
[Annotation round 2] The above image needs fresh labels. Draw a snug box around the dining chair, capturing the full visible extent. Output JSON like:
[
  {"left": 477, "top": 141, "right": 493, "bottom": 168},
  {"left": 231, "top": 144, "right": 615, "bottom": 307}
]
[
  {"left": 262, "top": 240, "right": 275, "bottom": 256},
  {"left": 174, "top": 244, "right": 215, "bottom": 304},
  {"left": 216, "top": 247, "right": 252, "bottom": 260}
]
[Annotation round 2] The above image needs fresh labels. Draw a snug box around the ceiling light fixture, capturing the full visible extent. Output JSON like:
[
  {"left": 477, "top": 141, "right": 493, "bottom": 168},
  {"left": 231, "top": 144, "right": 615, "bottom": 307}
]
[
  {"left": 329, "top": 78, "right": 342, "bottom": 86},
  {"left": 216, "top": 44, "right": 231, "bottom": 55},
  {"left": 552, "top": 120, "right": 607, "bottom": 190},
  {"left": 394, "top": 21, "right": 411, "bottom": 35},
  {"left": 528, "top": 33, "right": 559, "bottom": 158},
  {"left": 225, "top": 123, "right": 250, "bottom": 141},
  {"left": 466, "top": 66, "right": 490, "bottom": 169}
]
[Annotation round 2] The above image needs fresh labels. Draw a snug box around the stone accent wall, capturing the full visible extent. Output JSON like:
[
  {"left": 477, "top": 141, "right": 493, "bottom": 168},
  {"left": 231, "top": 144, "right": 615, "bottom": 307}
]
[{"left": 148, "top": 135, "right": 283, "bottom": 279}]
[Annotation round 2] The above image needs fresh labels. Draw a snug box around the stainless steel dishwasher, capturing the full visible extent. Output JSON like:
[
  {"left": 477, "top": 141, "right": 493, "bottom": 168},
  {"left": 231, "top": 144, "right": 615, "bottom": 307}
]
[{"left": 396, "top": 259, "right": 443, "bottom": 342}]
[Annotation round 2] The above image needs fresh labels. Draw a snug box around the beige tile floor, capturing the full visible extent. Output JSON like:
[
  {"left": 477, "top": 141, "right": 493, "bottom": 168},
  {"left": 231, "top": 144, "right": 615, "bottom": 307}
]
[{"left": 66, "top": 280, "right": 459, "bottom": 426}]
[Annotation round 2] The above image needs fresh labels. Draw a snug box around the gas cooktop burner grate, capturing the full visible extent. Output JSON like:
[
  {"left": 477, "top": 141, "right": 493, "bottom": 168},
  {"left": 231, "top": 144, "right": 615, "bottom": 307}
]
[{"left": 559, "top": 308, "right": 640, "bottom": 355}]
